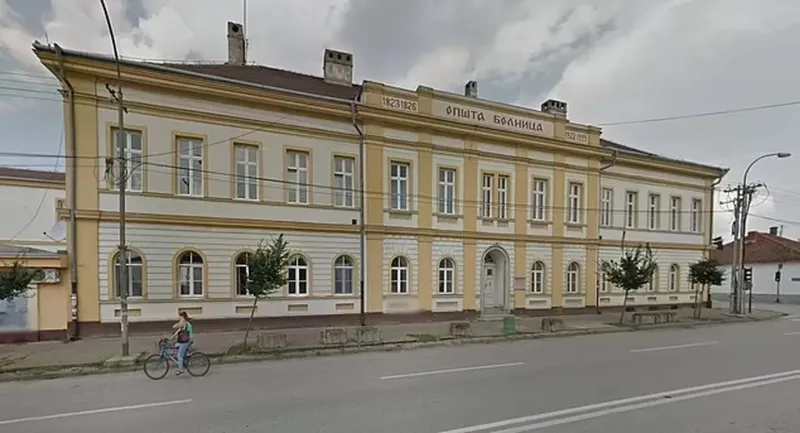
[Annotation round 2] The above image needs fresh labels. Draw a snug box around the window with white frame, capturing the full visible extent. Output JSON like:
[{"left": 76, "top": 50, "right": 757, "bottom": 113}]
[
  {"left": 178, "top": 251, "right": 204, "bottom": 297},
  {"left": 648, "top": 194, "right": 660, "bottom": 230},
  {"left": 390, "top": 162, "right": 409, "bottom": 211},
  {"left": 668, "top": 264, "right": 679, "bottom": 291},
  {"left": 334, "top": 255, "right": 354, "bottom": 294},
  {"left": 670, "top": 197, "right": 682, "bottom": 231},
  {"left": 178, "top": 137, "right": 203, "bottom": 196},
  {"left": 234, "top": 144, "right": 258, "bottom": 200},
  {"left": 113, "top": 251, "right": 143, "bottom": 297},
  {"left": 600, "top": 271, "right": 608, "bottom": 293},
  {"left": 287, "top": 255, "right": 309, "bottom": 295},
  {"left": 286, "top": 150, "right": 309, "bottom": 204},
  {"left": 333, "top": 156, "right": 354, "bottom": 207},
  {"left": 235, "top": 252, "right": 251, "bottom": 296},
  {"left": 691, "top": 199, "right": 701, "bottom": 233},
  {"left": 531, "top": 178, "right": 547, "bottom": 221},
  {"left": 600, "top": 188, "right": 613, "bottom": 227},
  {"left": 438, "top": 258, "right": 455, "bottom": 294},
  {"left": 568, "top": 183, "right": 582, "bottom": 224},
  {"left": 112, "top": 128, "right": 144, "bottom": 192},
  {"left": 438, "top": 168, "right": 456, "bottom": 215},
  {"left": 530, "top": 261, "right": 545, "bottom": 293},
  {"left": 648, "top": 265, "right": 658, "bottom": 292},
  {"left": 566, "top": 262, "right": 580, "bottom": 293},
  {"left": 498, "top": 175, "right": 509, "bottom": 219},
  {"left": 481, "top": 174, "right": 493, "bottom": 218},
  {"left": 390, "top": 256, "right": 409, "bottom": 294},
  {"left": 625, "top": 191, "right": 638, "bottom": 228}
]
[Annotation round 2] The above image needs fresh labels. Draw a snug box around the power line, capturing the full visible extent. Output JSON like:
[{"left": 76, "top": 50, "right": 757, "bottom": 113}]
[{"left": 598, "top": 99, "right": 800, "bottom": 126}]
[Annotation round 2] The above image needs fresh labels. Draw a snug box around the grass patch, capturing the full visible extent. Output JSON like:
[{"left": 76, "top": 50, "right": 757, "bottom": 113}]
[{"left": 408, "top": 333, "right": 439, "bottom": 343}]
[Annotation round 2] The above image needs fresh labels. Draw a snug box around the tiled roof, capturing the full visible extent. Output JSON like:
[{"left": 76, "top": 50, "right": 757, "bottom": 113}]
[
  {"left": 711, "top": 231, "right": 800, "bottom": 265},
  {"left": 0, "top": 245, "right": 62, "bottom": 259},
  {"left": 600, "top": 139, "right": 727, "bottom": 175},
  {"left": 0, "top": 167, "right": 65, "bottom": 184}
]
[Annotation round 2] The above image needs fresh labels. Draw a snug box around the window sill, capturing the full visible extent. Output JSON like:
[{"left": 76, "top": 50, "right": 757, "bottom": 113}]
[
  {"left": 286, "top": 201, "right": 311, "bottom": 206},
  {"left": 528, "top": 219, "right": 550, "bottom": 227},
  {"left": 434, "top": 213, "right": 462, "bottom": 223},
  {"left": 565, "top": 223, "right": 585, "bottom": 229},
  {"left": 433, "top": 292, "right": 460, "bottom": 298}
]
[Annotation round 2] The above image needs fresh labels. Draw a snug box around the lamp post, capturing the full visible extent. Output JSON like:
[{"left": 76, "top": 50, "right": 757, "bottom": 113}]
[{"left": 736, "top": 152, "right": 791, "bottom": 313}]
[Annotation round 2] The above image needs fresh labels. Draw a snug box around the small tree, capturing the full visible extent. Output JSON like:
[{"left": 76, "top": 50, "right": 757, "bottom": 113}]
[
  {"left": 241, "top": 234, "right": 290, "bottom": 348},
  {"left": 689, "top": 258, "right": 725, "bottom": 318},
  {"left": 601, "top": 245, "right": 658, "bottom": 323},
  {"left": 0, "top": 262, "right": 42, "bottom": 301}
]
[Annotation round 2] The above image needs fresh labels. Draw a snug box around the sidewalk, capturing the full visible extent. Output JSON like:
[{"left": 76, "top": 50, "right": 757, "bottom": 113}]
[{"left": 0, "top": 307, "right": 784, "bottom": 375}]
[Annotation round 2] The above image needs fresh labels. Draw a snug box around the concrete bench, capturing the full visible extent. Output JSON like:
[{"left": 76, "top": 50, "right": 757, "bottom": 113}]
[
  {"left": 631, "top": 311, "right": 678, "bottom": 325},
  {"left": 319, "top": 328, "right": 348, "bottom": 345},
  {"left": 355, "top": 326, "right": 383, "bottom": 345},
  {"left": 256, "top": 332, "right": 288, "bottom": 349}
]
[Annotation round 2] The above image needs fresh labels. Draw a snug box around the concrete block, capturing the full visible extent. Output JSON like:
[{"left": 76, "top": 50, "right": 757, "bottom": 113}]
[
  {"left": 356, "top": 326, "right": 383, "bottom": 345},
  {"left": 540, "top": 317, "right": 565, "bottom": 332},
  {"left": 319, "top": 328, "right": 348, "bottom": 345},
  {"left": 449, "top": 321, "right": 471, "bottom": 337},
  {"left": 257, "top": 332, "right": 288, "bottom": 349}
]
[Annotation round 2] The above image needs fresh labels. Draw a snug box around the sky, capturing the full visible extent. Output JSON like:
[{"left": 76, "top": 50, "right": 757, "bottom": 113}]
[{"left": 0, "top": 0, "right": 799, "bottom": 241}]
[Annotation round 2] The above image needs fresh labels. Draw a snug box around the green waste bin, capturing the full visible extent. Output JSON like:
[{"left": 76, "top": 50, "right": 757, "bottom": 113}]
[{"left": 503, "top": 315, "right": 517, "bottom": 335}]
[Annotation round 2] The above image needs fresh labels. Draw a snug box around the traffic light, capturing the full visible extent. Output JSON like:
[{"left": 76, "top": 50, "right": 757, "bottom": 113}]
[
  {"left": 743, "top": 267, "right": 753, "bottom": 282},
  {"left": 775, "top": 271, "right": 782, "bottom": 283}
]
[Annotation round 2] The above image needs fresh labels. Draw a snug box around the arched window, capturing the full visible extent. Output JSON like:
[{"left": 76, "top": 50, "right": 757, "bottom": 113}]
[
  {"left": 288, "top": 255, "right": 309, "bottom": 296},
  {"left": 530, "top": 261, "right": 545, "bottom": 294},
  {"left": 438, "top": 258, "right": 455, "bottom": 294},
  {"left": 390, "top": 256, "right": 409, "bottom": 294},
  {"left": 235, "top": 252, "right": 251, "bottom": 296},
  {"left": 334, "top": 255, "right": 354, "bottom": 295},
  {"left": 648, "top": 265, "right": 659, "bottom": 292},
  {"left": 178, "top": 251, "right": 204, "bottom": 297},
  {"left": 113, "top": 250, "right": 143, "bottom": 298},
  {"left": 566, "top": 262, "right": 580, "bottom": 294},
  {"left": 669, "top": 264, "right": 680, "bottom": 292}
]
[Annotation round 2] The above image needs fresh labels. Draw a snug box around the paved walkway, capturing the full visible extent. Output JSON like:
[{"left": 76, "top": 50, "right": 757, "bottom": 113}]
[{"left": 0, "top": 307, "right": 781, "bottom": 371}]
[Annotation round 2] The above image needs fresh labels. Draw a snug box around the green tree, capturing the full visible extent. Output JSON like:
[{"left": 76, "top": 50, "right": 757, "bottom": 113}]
[
  {"left": 600, "top": 245, "right": 658, "bottom": 324},
  {"left": 241, "top": 234, "right": 290, "bottom": 348},
  {"left": 689, "top": 258, "right": 725, "bottom": 318},
  {"left": 0, "top": 262, "right": 42, "bottom": 301}
]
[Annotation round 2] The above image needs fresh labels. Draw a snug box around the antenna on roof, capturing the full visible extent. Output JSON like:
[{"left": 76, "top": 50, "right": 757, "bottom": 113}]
[{"left": 243, "top": 0, "right": 248, "bottom": 62}]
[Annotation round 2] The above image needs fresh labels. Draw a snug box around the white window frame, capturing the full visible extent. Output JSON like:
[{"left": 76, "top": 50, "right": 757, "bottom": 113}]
[
  {"left": 334, "top": 255, "right": 354, "bottom": 295},
  {"left": 333, "top": 156, "right": 355, "bottom": 208},
  {"left": 235, "top": 252, "right": 251, "bottom": 296},
  {"left": 114, "top": 251, "right": 143, "bottom": 298},
  {"left": 568, "top": 183, "right": 582, "bottom": 224},
  {"left": 390, "top": 162, "right": 410, "bottom": 211},
  {"left": 287, "top": 255, "right": 309, "bottom": 296},
  {"left": 566, "top": 262, "right": 580, "bottom": 294},
  {"left": 112, "top": 128, "right": 144, "bottom": 192},
  {"left": 599, "top": 271, "right": 608, "bottom": 293},
  {"left": 390, "top": 256, "right": 409, "bottom": 294},
  {"left": 600, "top": 188, "right": 613, "bottom": 227},
  {"left": 531, "top": 178, "right": 547, "bottom": 221},
  {"left": 648, "top": 194, "right": 660, "bottom": 230},
  {"left": 438, "top": 168, "right": 456, "bottom": 215},
  {"left": 234, "top": 144, "right": 258, "bottom": 200},
  {"left": 691, "top": 199, "right": 701, "bottom": 233},
  {"left": 286, "top": 150, "right": 309, "bottom": 204},
  {"left": 531, "top": 261, "right": 545, "bottom": 294},
  {"left": 669, "top": 264, "right": 679, "bottom": 291},
  {"left": 670, "top": 197, "right": 681, "bottom": 231},
  {"left": 481, "top": 174, "right": 493, "bottom": 218},
  {"left": 177, "top": 137, "right": 204, "bottom": 197},
  {"left": 438, "top": 258, "right": 455, "bottom": 294},
  {"left": 625, "top": 191, "right": 638, "bottom": 228},
  {"left": 178, "top": 251, "right": 204, "bottom": 297},
  {"left": 648, "top": 266, "right": 658, "bottom": 292},
  {"left": 498, "top": 175, "right": 509, "bottom": 219}
]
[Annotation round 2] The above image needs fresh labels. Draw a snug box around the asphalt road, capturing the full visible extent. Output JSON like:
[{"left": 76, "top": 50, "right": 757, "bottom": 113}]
[{"left": 3, "top": 305, "right": 800, "bottom": 433}]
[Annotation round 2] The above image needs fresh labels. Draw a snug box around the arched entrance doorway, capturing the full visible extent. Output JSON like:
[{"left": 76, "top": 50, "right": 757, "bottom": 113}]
[{"left": 480, "top": 246, "right": 509, "bottom": 313}]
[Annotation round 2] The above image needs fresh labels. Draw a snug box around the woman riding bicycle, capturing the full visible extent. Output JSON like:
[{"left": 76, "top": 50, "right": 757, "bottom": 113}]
[{"left": 170, "top": 311, "right": 194, "bottom": 375}]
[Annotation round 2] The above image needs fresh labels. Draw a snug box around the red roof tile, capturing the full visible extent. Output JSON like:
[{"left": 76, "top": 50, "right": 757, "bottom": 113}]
[
  {"left": 711, "top": 231, "right": 800, "bottom": 265},
  {"left": 0, "top": 167, "right": 65, "bottom": 184}
]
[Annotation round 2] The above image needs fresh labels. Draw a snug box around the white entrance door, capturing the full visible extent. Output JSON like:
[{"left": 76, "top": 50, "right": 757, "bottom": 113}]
[{"left": 483, "top": 264, "right": 496, "bottom": 309}]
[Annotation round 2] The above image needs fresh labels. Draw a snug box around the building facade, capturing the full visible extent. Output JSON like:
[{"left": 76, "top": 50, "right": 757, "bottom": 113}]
[
  {"left": 0, "top": 168, "right": 66, "bottom": 251},
  {"left": 33, "top": 21, "right": 726, "bottom": 335}
]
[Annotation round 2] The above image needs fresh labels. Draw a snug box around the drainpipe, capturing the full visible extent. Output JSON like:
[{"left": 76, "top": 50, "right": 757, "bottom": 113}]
[
  {"left": 55, "top": 43, "right": 79, "bottom": 340},
  {"left": 706, "top": 175, "right": 724, "bottom": 308},
  {"left": 596, "top": 150, "right": 618, "bottom": 314},
  {"left": 351, "top": 89, "right": 366, "bottom": 326}
]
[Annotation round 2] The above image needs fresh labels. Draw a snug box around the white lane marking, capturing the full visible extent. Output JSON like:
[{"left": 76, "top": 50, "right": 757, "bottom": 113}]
[
  {"left": 380, "top": 362, "right": 525, "bottom": 380},
  {"left": 489, "top": 374, "right": 800, "bottom": 433},
  {"left": 790, "top": 319, "right": 800, "bottom": 322},
  {"left": 436, "top": 368, "right": 800, "bottom": 433},
  {"left": 0, "top": 399, "right": 192, "bottom": 426},
  {"left": 630, "top": 341, "right": 718, "bottom": 353},
  {"left": 784, "top": 315, "right": 800, "bottom": 320},
  {"left": 784, "top": 331, "right": 800, "bottom": 335}
]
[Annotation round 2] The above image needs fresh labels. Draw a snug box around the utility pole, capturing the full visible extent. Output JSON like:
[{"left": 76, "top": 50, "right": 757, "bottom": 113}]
[
  {"left": 724, "top": 185, "right": 742, "bottom": 314},
  {"left": 736, "top": 182, "right": 764, "bottom": 315}
]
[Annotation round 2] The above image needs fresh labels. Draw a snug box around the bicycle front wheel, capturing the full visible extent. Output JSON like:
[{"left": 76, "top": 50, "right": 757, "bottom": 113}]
[
  {"left": 186, "top": 352, "right": 210, "bottom": 377},
  {"left": 143, "top": 354, "right": 170, "bottom": 380}
]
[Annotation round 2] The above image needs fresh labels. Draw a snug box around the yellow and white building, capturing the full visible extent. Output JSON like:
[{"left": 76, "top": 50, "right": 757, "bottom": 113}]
[{"left": 33, "top": 22, "right": 726, "bottom": 335}]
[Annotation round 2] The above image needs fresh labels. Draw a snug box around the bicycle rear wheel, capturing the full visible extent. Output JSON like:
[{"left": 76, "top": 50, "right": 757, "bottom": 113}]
[
  {"left": 186, "top": 352, "right": 210, "bottom": 377},
  {"left": 143, "top": 354, "right": 170, "bottom": 380}
]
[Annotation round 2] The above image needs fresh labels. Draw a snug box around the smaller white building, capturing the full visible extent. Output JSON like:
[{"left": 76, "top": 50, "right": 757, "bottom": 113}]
[{"left": 0, "top": 167, "right": 66, "bottom": 252}]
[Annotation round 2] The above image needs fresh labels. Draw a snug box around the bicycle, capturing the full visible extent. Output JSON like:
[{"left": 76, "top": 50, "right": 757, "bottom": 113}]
[{"left": 142, "top": 337, "right": 211, "bottom": 380}]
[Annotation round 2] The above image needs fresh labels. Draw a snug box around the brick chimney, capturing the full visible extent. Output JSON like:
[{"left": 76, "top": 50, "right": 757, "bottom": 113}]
[
  {"left": 226, "top": 21, "right": 246, "bottom": 65},
  {"left": 541, "top": 99, "right": 567, "bottom": 118},
  {"left": 323, "top": 49, "right": 353, "bottom": 85}
]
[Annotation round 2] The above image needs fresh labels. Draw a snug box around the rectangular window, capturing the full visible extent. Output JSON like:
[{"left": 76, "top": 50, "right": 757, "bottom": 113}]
[
  {"left": 648, "top": 194, "right": 660, "bottom": 230},
  {"left": 234, "top": 144, "right": 258, "bottom": 200},
  {"left": 568, "top": 183, "right": 582, "bottom": 224},
  {"left": 691, "top": 199, "right": 702, "bottom": 233},
  {"left": 481, "top": 174, "right": 493, "bottom": 218},
  {"left": 625, "top": 191, "right": 638, "bottom": 228},
  {"left": 111, "top": 128, "right": 144, "bottom": 192},
  {"left": 177, "top": 137, "right": 203, "bottom": 196},
  {"left": 531, "top": 178, "right": 548, "bottom": 221},
  {"left": 333, "top": 156, "right": 355, "bottom": 207},
  {"left": 600, "top": 188, "right": 613, "bottom": 227},
  {"left": 670, "top": 197, "right": 682, "bottom": 231},
  {"left": 600, "top": 272, "right": 608, "bottom": 293},
  {"left": 498, "top": 175, "right": 509, "bottom": 219},
  {"left": 390, "top": 162, "right": 409, "bottom": 210},
  {"left": 286, "top": 150, "right": 309, "bottom": 204},
  {"left": 438, "top": 168, "right": 456, "bottom": 215}
]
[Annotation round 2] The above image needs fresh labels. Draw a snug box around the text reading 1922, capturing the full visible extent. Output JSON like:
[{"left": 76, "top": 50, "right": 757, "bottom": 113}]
[
  {"left": 382, "top": 96, "right": 418, "bottom": 113},
  {"left": 565, "top": 130, "right": 589, "bottom": 144}
]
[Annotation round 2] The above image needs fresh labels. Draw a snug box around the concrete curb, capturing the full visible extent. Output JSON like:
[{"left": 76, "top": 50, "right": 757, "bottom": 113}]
[{"left": 0, "top": 313, "right": 786, "bottom": 383}]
